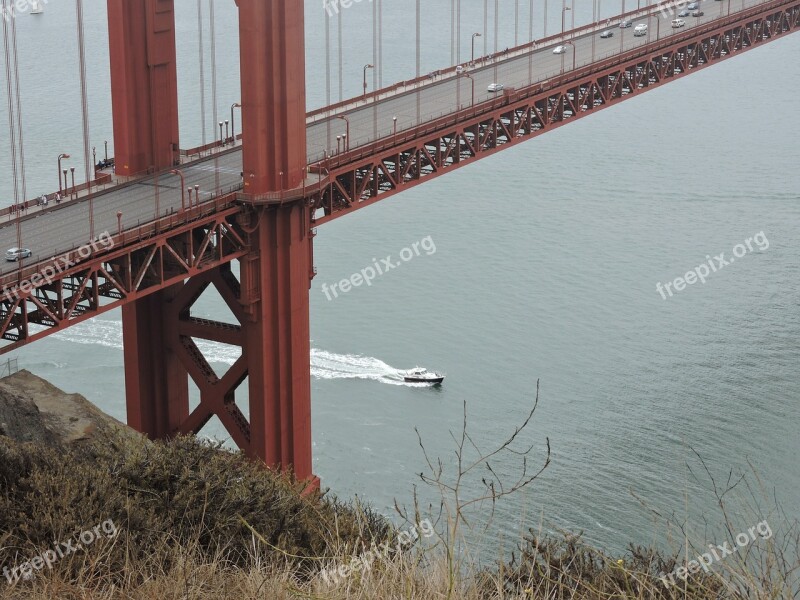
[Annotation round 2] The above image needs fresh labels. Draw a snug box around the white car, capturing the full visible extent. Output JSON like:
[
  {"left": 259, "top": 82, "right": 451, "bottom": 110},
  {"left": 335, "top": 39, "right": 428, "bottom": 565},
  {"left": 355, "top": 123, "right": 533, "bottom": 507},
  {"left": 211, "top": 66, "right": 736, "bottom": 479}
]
[
  {"left": 553, "top": 45, "right": 567, "bottom": 54},
  {"left": 671, "top": 18, "right": 686, "bottom": 28},
  {"left": 633, "top": 23, "right": 648, "bottom": 36},
  {"left": 5, "top": 247, "right": 31, "bottom": 261},
  {"left": 487, "top": 83, "right": 504, "bottom": 93}
]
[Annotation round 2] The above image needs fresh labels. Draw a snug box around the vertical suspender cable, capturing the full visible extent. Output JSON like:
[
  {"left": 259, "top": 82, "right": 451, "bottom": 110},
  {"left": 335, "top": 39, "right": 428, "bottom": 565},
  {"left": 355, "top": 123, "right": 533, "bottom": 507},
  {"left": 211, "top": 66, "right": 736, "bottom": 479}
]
[
  {"left": 337, "top": 7, "right": 343, "bottom": 101},
  {"left": 483, "top": 0, "right": 488, "bottom": 56},
  {"left": 372, "top": 0, "right": 377, "bottom": 140},
  {"left": 197, "top": 0, "right": 206, "bottom": 145},
  {"left": 456, "top": 0, "right": 461, "bottom": 64},
  {"left": 494, "top": 0, "right": 499, "bottom": 54},
  {"left": 530, "top": 0, "right": 535, "bottom": 41},
  {"left": 529, "top": 0, "right": 535, "bottom": 84},
  {"left": 209, "top": 0, "right": 219, "bottom": 195},
  {"left": 415, "top": 0, "right": 420, "bottom": 124},
  {"left": 378, "top": 0, "right": 382, "bottom": 88},
  {"left": 325, "top": 6, "right": 331, "bottom": 153},
  {"left": 450, "top": 0, "right": 455, "bottom": 66},
  {"left": 10, "top": 12, "right": 25, "bottom": 203},
  {"left": 493, "top": 0, "right": 499, "bottom": 80},
  {"left": 2, "top": 0, "right": 22, "bottom": 257},
  {"left": 544, "top": 0, "right": 548, "bottom": 37},
  {"left": 76, "top": 0, "right": 92, "bottom": 237},
  {"left": 2, "top": 0, "right": 19, "bottom": 208}
]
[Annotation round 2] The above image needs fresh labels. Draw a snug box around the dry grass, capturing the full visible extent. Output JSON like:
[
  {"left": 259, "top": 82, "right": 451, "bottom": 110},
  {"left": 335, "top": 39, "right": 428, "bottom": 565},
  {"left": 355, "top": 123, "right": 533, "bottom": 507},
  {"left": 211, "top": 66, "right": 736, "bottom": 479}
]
[{"left": 0, "top": 390, "right": 796, "bottom": 599}]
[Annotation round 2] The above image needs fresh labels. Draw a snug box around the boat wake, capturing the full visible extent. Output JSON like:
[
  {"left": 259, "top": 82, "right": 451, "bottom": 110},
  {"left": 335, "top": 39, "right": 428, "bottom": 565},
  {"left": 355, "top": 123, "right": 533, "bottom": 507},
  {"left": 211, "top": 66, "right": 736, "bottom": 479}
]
[{"left": 50, "top": 321, "right": 429, "bottom": 386}]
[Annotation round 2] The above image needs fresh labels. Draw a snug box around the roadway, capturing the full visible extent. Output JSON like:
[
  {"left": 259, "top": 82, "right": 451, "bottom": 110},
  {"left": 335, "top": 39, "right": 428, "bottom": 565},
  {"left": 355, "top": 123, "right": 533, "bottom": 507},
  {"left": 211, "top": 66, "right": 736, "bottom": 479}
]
[{"left": 0, "top": 0, "right": 770, "bottom": 277}]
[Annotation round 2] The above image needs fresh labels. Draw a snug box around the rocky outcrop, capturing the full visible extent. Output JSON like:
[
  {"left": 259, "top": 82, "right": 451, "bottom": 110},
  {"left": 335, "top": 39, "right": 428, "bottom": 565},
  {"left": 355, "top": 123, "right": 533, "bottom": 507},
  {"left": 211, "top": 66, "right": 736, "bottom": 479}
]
[{"left": 0, "top": 369, "right": 141, "bottom": 447}]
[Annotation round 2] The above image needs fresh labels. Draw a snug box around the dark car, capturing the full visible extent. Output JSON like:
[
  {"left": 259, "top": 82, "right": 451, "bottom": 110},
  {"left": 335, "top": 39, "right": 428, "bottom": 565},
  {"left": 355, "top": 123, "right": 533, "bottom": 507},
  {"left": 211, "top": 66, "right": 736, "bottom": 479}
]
[
  {"left": 600, "top": 29, "right": 614, "bottom": 38},
  {"left": 693, "top": 10, "right": 704, "bottom": 16},
  {"left": 678, "top": 9, "right": 690, "bottom": 16}
]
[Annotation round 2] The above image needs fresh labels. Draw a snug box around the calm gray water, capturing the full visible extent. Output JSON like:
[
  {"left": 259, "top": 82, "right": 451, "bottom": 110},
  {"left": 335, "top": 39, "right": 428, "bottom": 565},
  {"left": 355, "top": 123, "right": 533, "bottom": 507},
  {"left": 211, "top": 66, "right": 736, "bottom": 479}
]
[{"left": 1, "top": 0, "right": 798, "bottom": 554}]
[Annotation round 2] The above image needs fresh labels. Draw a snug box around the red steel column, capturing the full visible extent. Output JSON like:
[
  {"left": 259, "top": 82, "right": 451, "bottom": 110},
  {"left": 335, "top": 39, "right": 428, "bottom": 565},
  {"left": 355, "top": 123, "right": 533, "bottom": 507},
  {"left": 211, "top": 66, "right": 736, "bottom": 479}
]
[
  {"left": 240, "top": 204, "right": 313, "bottom": 480},
  {"left": 122, "top": 285, "right": 189, "bottom": 439},
  {"left": 235, "top": 0, "right": 314, "bottom": 481},
  {"left": 236, "top": 0, "right": 307, "bottom": 192},
  {"left": 107, "top": 0, "right": 180, "bottom": 176}
]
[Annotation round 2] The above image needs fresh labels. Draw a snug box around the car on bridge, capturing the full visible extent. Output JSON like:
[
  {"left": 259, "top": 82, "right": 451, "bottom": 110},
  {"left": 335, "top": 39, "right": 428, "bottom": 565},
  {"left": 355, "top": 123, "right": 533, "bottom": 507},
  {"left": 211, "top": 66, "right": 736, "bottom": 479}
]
[
  {"left": 553, "top": 45, "right": 568, "bottom": 54},
  {"left": 672, "top": 18, "right": 686, "bottom": 28},
  {"left": 634, "top": 23, "right": 648, "bottom": 36},
  {"left": 487, "top": 83, "right": 504, "bottom": 93},
  {"left": 693, "top": 10, "right": 705, "bottom": 16},
  {"left": 600, "top": 29, "right": 614, "bottom": 38},
  {"left": 5, "top": 247, "right": 31, "bottom": 261},
  {"left": 678, "top": 9, "right": 690, "bottom": 16},
  {"left": 619, "top": 19, "right": 632, "bottom": 28},
  {"left": 687, "top": 2, "right": 699, "bottom": 8}
]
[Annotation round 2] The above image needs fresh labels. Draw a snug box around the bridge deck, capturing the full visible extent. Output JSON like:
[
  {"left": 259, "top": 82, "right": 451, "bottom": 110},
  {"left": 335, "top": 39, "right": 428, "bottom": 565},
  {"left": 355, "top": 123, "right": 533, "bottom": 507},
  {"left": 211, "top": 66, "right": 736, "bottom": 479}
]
[{"left": 0, "top": 0, "right": 779, "bottom": 279}]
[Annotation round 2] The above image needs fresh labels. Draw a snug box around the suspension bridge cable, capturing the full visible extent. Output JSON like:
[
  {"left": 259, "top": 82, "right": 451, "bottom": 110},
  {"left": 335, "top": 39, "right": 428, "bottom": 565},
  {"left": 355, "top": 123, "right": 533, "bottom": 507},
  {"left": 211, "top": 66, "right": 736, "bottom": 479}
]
[
  {"left": 209, "top": 0, "right": 219, "bottom": 194},
  {"left": 197, "top": 0, "right": 206, "bottom": 145},
  {"left": 450, "top": 0, "right": 455, "bottom": 65},
  {"left": 1, "top": 0, "right": 19, "bottom": 207},
  {"left": 457, "top": 0, "right": 461, "bottom": 64},
  {"left": 10, "top": 10, "right": 25, "bottom": 202},
  {"left": 483, "top": 0, "right": 488, "bottom": 57},
  {"left": 515, "top": 0, "right": 520, "bottom": 46},
  {"left": 416, "top": 0, "right": 420, "bottom": 124},
  {"left": 76, "top": 0, "right": 93, "bottom": 237},
  {"left": 378, "top": 0, "right": 382, "bottom": 88},
  {"left": 337, "top": 6, "right": 342, "bottom": 101},
  {"left": 325, "top": 6, "right": 331, "bottom": 152}
]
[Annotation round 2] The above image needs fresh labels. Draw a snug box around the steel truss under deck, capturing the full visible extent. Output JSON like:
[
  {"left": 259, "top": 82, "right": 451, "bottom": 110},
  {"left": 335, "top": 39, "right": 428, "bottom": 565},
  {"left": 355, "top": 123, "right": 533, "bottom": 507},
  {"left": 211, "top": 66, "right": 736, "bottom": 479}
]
[{"left": 313, "top": 0, "right": 800, "bottom": 223}]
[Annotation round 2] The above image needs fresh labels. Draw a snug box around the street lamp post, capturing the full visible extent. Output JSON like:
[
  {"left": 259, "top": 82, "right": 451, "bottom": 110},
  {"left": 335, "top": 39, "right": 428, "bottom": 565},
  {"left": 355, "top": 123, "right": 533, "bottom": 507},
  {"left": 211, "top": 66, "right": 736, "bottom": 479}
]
[
  {"left": 70, "top": 167, "right": 76, "bottom": 199},
  {"left": 218, "top": 122, "right": 224, "bottom": 146},
  {"left": 187, "top": 187, "right": 193, "bottom": 209},
  {"left": 392, "top": 116, "right": 397, "bottom": 140},
  {"left": 363, "top": 64, "right": 374, "bottom": 99},
  {"left": 62, "top": 169, "right": 68, "bottom": 195},
  {"left": 336, "top": 115, "right": 350, "bottom": 151},
  {"left": 471, "top": 32, "right": 482, "bottom": 64},
  {"left": 57, "top": 153, "right": 70, "bottom": 193},
  {"left": 194, "top": 185, "right": 200, "bottom": 207},
  {"left": 170, "top": 169, "right": 186, "bottom": 211},
  {"left": 562, "top": 2, "right": 572, "bottom": 35},
  {"left": 230, "top": 102, "right": 241, "bottom": 144},
  {"left": 224, "top": 120, "right": 230, "bottom": 145}
]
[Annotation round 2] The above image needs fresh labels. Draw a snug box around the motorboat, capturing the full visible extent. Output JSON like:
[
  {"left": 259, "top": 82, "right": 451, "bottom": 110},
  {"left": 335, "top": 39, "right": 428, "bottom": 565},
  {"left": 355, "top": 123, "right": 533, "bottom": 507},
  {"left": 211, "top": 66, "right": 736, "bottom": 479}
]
[
  {"left": 30, "top": 0, "right": 43, "bottom": 14},
  {"left": 403, "top": 367, "right": 445, "bottom": 384}
]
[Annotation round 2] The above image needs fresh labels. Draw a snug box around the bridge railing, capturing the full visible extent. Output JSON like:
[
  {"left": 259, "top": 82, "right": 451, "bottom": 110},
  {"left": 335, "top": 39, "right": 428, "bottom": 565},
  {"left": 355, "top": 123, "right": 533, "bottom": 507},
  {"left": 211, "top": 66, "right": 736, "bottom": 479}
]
[
  {"left": 311, "top": 0, "right": 783, "bottom": 171},
  {"left": 306, "top": 0, "right": 775, "bottom": 164},
  {"left": 0, "top": 183, "right": 244, "bottom": 296}
]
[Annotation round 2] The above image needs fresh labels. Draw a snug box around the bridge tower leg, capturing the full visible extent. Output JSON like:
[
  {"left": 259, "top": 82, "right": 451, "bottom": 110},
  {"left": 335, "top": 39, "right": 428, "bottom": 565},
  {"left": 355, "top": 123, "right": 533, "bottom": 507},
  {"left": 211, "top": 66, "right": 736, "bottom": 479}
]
[
  {"left": 121, "top": 285, "right": 189, "bottom": 439},
  {"left": 107, "top": 0, "right": 180, "bottom": 176},
  {"left": 234, "top": 0, "right": 315, "bottom": 483}
]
